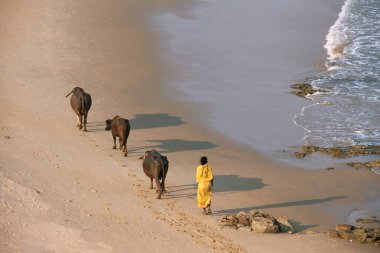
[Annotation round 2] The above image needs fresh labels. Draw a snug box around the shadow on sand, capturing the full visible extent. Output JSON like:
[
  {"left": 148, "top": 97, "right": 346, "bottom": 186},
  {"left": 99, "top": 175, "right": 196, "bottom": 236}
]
[
  {"left": 213, "top": 175, "right": 266, "bottom": 193},
  {"left": 163, "top": 175, "right": 265, "bottom": 200},
  {"left": 130, "top": 139, "right": 217, "bottom": 154},
  {"left": 129, "top": 113, "right": 185, "bottom": 130},
  {"left": 85, "top": 121, "right": 106, "bottom": 132},
  {"left": 214, "top": 196, "right": 346, "bottom": 231},
  {"left": 289, "top": 220, "right": 319, "bottom": 232},
  {"left": 214, "top": 195, "right": 346, "bottom": 215},
  {"left": 163, "top": 183, "right": 198, "bottom": 199}
]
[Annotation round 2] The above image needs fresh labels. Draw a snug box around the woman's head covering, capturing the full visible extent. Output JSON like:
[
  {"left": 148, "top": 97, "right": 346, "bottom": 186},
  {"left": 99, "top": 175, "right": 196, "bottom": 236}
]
[{"left": 200, "top": 156, "right": 208, "bottom": 165}]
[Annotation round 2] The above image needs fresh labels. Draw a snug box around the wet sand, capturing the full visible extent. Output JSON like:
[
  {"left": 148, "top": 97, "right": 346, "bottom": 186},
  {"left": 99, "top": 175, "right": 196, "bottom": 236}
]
[{"left": 0, "top": 0, "right": 379, "bottom": 252}]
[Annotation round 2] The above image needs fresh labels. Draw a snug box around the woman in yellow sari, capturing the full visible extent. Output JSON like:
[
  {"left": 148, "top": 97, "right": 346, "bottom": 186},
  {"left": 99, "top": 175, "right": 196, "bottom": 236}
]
[{"left": 196, "top": 156, "right": 213, "bottom": 215}]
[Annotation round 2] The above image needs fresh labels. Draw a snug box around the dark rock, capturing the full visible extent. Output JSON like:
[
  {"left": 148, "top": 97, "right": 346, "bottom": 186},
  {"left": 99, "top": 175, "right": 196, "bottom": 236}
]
[{"left": 277, "top": 216, "right": 296, "bottom": 234}]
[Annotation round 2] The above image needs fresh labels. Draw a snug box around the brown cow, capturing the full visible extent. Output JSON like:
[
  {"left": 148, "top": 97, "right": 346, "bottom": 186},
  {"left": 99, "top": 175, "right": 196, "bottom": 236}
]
[
  {"left": 65, "top": 87, "right": 92, "bottom": 131},
  {"left": 142, "top": 150, "right": 169, "bottom": 199},
  {"left": 105, "top": 115, "right": 131, "bottom": 157}
]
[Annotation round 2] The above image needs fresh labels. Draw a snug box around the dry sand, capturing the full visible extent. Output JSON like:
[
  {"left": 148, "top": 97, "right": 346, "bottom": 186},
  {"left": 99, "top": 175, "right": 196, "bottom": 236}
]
[{"left": 0, "top": 0, "right": 379, "bottom": 252}]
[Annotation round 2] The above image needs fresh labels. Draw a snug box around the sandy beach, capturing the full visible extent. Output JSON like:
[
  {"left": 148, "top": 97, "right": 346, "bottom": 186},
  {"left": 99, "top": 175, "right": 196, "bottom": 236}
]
[{"left": 1, "top": 0, "right": 379, "bottom": 252}]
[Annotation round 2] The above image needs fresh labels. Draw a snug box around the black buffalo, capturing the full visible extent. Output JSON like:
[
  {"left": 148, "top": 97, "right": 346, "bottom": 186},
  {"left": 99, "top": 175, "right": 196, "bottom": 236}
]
[
  {"left": 66, "top": 87, "right": 92, "bottom": 131},
  {"left": 142, "top": 150, "right": 169, "bottom": 199},
  {"left": 105, "top": 115, "right": 131, "bottom": 157}
]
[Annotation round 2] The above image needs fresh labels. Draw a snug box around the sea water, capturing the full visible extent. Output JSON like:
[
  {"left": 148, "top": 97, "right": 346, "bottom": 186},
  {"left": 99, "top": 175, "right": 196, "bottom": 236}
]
[
  {"left": 293, "top": 0, "right": 380, "bottom": 148},
  {"left": 153, "top": 0, "right": 379, "bottom": 167}
]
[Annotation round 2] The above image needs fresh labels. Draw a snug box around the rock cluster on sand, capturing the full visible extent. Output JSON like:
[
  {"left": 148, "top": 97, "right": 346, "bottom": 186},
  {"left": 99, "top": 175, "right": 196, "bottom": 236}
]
[
  {"left": 329, "top": 224, "right": 380, "bottom": 246},
  {"left": 219, "top": 211, "right": 296, "bottom": 234}
]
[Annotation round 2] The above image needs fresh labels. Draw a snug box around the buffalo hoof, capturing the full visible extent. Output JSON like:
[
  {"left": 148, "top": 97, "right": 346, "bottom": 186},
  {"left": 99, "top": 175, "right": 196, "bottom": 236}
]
[
  {"left": 113, "top": 146, "right": 116, "bottom": 149},
  {"left": 124, "top": 153, "right": 128, "bottom": 157},
  {"left": 83, "top": 129, "right": 87, "bottom": 132}
]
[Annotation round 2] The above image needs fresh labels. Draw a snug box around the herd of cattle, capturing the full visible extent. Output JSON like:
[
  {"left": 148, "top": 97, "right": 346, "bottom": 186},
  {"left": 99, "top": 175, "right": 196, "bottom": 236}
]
[{"left": 66, "top": 87, "right": 169, "bottom": 199}]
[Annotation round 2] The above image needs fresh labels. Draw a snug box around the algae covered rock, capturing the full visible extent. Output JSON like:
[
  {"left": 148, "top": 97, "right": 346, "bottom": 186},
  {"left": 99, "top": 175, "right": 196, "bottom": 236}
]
[
  {"left": 290, "top": 83, "right": 322, "bottom": 98},
  {"left": 295, "top": 145, "right": 380, "bottom": 170}
]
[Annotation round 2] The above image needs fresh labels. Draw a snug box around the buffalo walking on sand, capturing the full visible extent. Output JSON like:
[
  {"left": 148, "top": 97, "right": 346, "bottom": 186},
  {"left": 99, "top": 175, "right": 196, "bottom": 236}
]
[
  {"left": 142, "top": 150, "right": 169, "bottom": 199},
  {"left": 105, "top": 115, "right": 131, "bottom": 157},
  {"left": 66, "top": 87, "right": 92, "bottom": 132}
]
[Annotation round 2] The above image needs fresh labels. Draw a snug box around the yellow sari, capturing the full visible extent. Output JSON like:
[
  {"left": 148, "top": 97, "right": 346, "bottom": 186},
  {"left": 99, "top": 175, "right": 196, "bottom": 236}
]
[{"left": 196, "top": 164, "right": 213, "bottom": 208}]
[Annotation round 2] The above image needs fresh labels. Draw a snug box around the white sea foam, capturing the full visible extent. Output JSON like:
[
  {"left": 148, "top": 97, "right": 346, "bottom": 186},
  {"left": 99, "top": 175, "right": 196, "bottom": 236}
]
[
  {"left": 372, "top": 168, "right": 380, "bottom": 175},
  {"left": 324, "top": 0, "right": 353, "bottom": 60}
]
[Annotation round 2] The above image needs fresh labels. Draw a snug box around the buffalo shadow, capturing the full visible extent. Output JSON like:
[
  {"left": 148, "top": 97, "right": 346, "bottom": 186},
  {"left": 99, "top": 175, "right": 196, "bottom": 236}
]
[
  {"left": 85, "top": 121, "right": 106, "bottom": 132},
  {"left": 132, "top": 139, "right": 217, "bottom": 154},
  {"left": 163, "top": 183, "right": 197, "bottom": 199},
  {"left": 129, "top": 113, "right": 185, "bottom": 130}
]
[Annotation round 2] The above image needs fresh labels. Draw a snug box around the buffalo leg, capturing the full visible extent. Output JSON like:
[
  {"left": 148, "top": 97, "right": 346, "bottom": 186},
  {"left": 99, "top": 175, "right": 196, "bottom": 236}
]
[
  {"left": 119, "top": 138, "right": 124, "bottom": 150},
  {"left": 149, "top": 178, "right": 153, "bottom": 189},
  {"left": 123, "top": 140, "right": 128, "bottom": 157},
  {"left": 77, "top": 115, "right": 83, "bottom": 130},
  {"left": 155, "top": 177, "right": 162, "bottom": 199},
  {"left": 161, "top": 170, "right": 167, "bottom": 193},
  {"left": 112, "top": 135, "right": 117, "bottom": 149},
  {"left": 83, "top": 113, "right": 88, "bottom": 131},
  {"left": 161, "top": 181, "right": 166, "bottom": 194}
]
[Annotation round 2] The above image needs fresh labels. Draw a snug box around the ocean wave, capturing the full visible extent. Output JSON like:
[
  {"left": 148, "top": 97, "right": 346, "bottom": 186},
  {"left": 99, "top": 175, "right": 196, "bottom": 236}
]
[{"left": 324, "top": 0, "right": 353, "bottom": 60}]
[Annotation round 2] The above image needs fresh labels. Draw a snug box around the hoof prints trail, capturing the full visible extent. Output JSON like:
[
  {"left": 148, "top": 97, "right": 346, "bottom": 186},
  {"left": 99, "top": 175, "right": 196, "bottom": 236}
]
[{"left": 123, "top": 156, "right": 243, "bottom": 253}]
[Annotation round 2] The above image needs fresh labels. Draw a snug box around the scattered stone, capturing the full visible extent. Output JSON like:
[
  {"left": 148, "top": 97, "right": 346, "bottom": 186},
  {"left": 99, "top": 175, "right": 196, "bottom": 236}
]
[
  {"left": 326, "top": 167, "right": 335, "bottom": 170},
  {"left": 329, "top": 224, "right": 380, "bottom": 245},
  {"left": 3, "top": 135, "right": 11, "bottom": 139},
  {"left": 219, "top": 211, "right": 296, "bottom": 234}
]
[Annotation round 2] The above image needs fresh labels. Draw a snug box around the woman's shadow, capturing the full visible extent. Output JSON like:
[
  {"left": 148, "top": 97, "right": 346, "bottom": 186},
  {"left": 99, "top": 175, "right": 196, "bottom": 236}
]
[
  {"left": 213, "top": 174, "right": 266, "bottom": 193},
  {"left": 164, "top": 174, "right": 266, "bottom": 199}
]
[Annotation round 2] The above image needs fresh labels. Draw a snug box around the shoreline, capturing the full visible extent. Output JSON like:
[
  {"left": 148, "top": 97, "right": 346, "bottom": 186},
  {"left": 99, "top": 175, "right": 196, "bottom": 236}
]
[
  {"left": 1, "top": 0, "right": 379, "bottom": 252},
  {"left": 152, "top": 0, "right": 351, "bottom": 169}
]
